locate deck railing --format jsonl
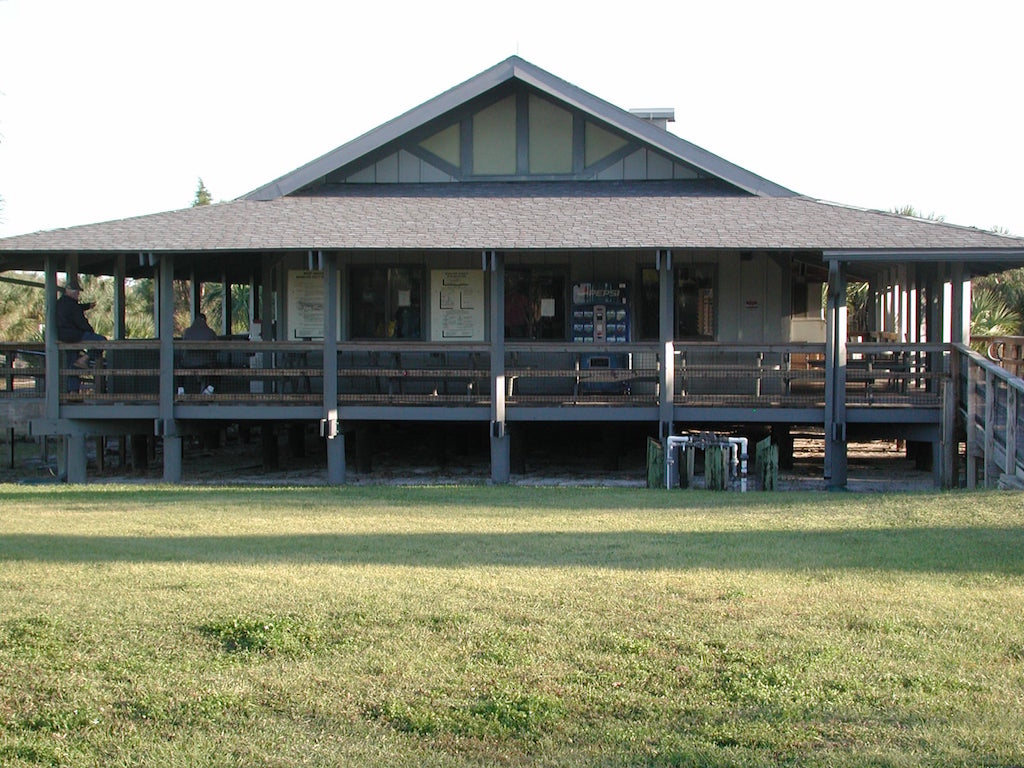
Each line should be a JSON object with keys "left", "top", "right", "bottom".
{"left": 504, "top": 342, "right": 660, "bottom": 406}
{"left": 0, "top": 339, "right": 952, "bottom": 412}
{"left": 0, "top": 343, "right": 45, "bottom": 397}
{"left": 960, "top": 342, "right": 1024, "bottom": 489}
{"left": 973, "top": 335, "right": 1024, "bottom": 378}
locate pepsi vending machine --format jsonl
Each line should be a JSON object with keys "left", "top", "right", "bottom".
{"left": 571, "top": 282, "right": 630, "bottom": 343}
{"left": 571, "top": 282, "right": 630, "bottom": 393}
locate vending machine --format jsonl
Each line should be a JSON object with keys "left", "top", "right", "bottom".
{"left": 571, "top": 282, "right": 630, "bottom": 343}
{"left": 571, "top": 282, "right": 630, "bottom": 394}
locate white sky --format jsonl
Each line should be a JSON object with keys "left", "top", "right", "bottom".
{"left": 1, "top": 0, "right": 1021, "bottom": 238}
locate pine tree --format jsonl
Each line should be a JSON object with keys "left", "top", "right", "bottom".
{"left": 192, "top": 178, "right": 213, "bottom": 207}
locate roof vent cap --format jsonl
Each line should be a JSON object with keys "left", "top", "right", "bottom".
{"left": 629, "top": 108, "right": 675, "bottom": 130}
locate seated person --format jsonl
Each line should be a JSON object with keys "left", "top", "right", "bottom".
{"left": 56, "top": 280, "right": 106, "bottom": 391}
{"left": 182, "top": 312, "right": 218, "bottom": 393}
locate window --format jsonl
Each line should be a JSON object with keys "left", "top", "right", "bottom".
{"left": 638, "top": 268, "right": 660, "bottom": 340}
{"left": 676, "top": 265, "right": 715, "bottom": 339}
{"left": 350, "top": 267, "right": 422, "bottom": 339}
{"left": 505, "top": 269, "right": 566, "bottom": 340}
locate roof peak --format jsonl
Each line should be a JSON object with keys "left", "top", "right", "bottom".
{"left": 242, "top": 56, "right": 797, "bottom": 201}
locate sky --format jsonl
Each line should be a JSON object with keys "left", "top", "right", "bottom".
{"left": 1, "top": 0, "right": 1022, "bottom": 238}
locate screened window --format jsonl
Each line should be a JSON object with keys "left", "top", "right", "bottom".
{"left": 350, "top": 267, "right": 422, "bottom": 339}
{"left": 636, "top": 268, "right": 660, "bottom": 340}
{"left": 505, "top": 269, "right": 566, "bottom": 340}
{"left": 676, "top": 265, "right": 716, "bottom": 339}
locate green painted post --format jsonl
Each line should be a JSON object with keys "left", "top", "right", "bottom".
{"left": 755, "top": 437, "right": 778, "bottom": 491}
{"left": 706, "top": 445, "right": 728, "bottom": 490}
{"left": 646, "top": 438, "right": 664, "bottom": 488}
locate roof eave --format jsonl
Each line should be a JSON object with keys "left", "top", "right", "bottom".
{"left": 824, "top": 248, "right": 1024, "bottom": 262}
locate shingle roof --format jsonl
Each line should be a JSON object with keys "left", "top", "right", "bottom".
{"left": 2, "top": 182, "right": 1021, "bottom": 261}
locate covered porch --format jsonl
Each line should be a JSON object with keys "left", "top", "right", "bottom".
{"left": 0, "top": 245, "right": 976, "bottom": 488}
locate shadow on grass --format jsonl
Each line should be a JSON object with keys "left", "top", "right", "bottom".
{"left": 2, "top": 528, "right": 1022, "bottom": 573}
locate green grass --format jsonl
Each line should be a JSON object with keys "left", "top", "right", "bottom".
{"left": 1, "top": 484, "right": 1023, "bottom": 767}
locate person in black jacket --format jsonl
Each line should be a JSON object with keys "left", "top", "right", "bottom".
{"left": 56, "top": 280, "right": 106, "bottom": 385}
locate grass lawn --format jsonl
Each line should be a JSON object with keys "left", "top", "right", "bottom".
{"left": 1, "top": 484, "right": 1023, "bottom": 767}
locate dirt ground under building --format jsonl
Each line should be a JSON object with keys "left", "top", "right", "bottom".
{"left": 0, "top": 421, "right": 936, "bottom": 492}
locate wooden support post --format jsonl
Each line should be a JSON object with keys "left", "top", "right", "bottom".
{"left": 824, "top": 260, "right": 848, "bottom": 488}
{"left": 131, "top": 434, "right": 149, "bottom": 473}
{"left": 322, "top": 250, "right": 344, "bottom": 485}
{"left": 162, "top": 435, "right": 182, "bottom": 483}
{"left": 966, "top": 363, "right": 979, "bottom": 489}
{"left": 288, "top": 424, "right": 306, "bottom": 458}
{"left": 755, "top": 436, "right": 778, "bottom": 491}
{"left": 645, "top": 438, "right": 663, "bottom": 488}
{"left": 941, "top": 374, "right": 956, "bottom": 488}
{"left": 773, "top": 424, "right": 794, "bottom": 470}
{"left": 509, "top": 423, "right": 526, "bottom": 475}
{"left": 658, "top": 249, "right": 675, "bottom": 445}
{"left": 705, "top": 445, "right": 728, "bottom": 490}
{"left": 488, "top": 250, "right": 510, "bottom": 483}
{"left": 113, "top": 254, "right": 127, "bottom": 341}
{"left": 44, "top": 257, "right": 59, "bottom": 420}
{"left": 677, "top": 445, "right": 692, "bottom": 489}
{"left": 157, "top": 253, "right": 179, "bottom": 482}
{"left": 355, "top": 425, "right": 372, "bottom": 474}
{"left": 984, "top": 370, "right": 996, "bottom": 488}
{"left": 1006, "top": 386, "right": 1018, "bottom": 480}
{"left": 261, "top": 424, "right": 279, "bottom": 471}
{"left": 66, "top": 433, "right": 87, "bottom": 484}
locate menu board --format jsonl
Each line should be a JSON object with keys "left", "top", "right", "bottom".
{"left": 430, "top": 269, "right": 484, "bottom": 341}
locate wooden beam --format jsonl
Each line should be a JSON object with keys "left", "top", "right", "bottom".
{"left": 157, "top": 254, "right": 181, "bottom": 482}
{"left": 323, "top": 251, "right": 344, "bottom": 485}
{"left": 984, "top": 369, "right": 996, "bottom": 488}
{"left": 966, "top": 361, "right": 979, "bottom": 489}
{"left": 489, "top": 251, "right": 510, "bottom": 483}
{"left": 1007, "top": 386, "right": 1018, "bottom": 480}
{"left": 824, "top": 260, "right": 847, "bottom": 488}
{"left": 659, "top": 249, "right": 675, "bottom": 451}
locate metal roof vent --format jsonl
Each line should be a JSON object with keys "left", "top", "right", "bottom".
{"left": 629, "top": 108, "right": 675, "bottom": 130}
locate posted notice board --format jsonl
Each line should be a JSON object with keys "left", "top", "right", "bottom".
{"left": 286, "top": 270, "right": 341, "bottom": 339}
{"left": 430, "top": 269, "right": 484, "bottom": 341}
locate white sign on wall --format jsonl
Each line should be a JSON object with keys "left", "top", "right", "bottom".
{"left": 430, "top": 269, "right": 484, "bottom": 341}
{"left": 286, "top": 270, "right": 342, "bottom": 340}
{"left": 287, "top": 270, "right": 324, "bottom": 339}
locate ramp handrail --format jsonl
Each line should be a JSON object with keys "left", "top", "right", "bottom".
{"left": 957, "top": 342, "right": 1024, "bottom": 489}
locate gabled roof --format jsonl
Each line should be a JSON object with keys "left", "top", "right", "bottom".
{"left": 243, "top": 56, "right": 798, "bottom": 201}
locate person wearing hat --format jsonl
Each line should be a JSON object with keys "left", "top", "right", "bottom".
{"left": 56, "top": 279, "right": 106, "bottom": 378}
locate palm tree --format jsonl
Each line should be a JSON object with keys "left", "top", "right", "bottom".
{"left": 971, "top": 287, "right": 1022, "bottom": 338}
{"left": 0, "top": 273, "right": 46, "bottom": 341}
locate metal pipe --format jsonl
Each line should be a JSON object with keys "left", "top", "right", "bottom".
{"left": 664, "top": 433, "right": 748, "bottom": 491}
